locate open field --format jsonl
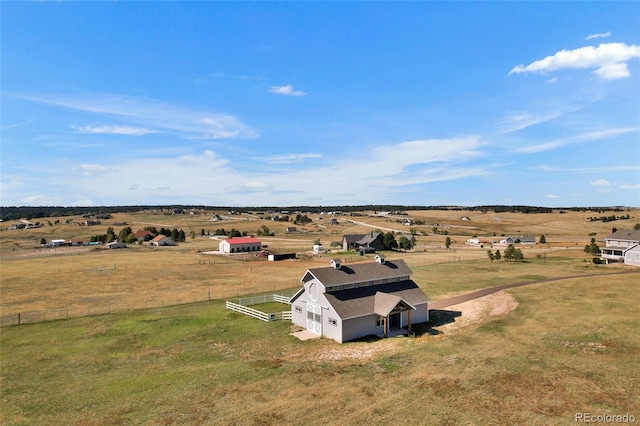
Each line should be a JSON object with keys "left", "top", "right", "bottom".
{"left": 2, "top": 208, "right": 637, "bottom": 320}
{"left": 1, "top": 208, "right": 639, "bottom": 424}
{"left": 1, "top": 271, "right": 638, "bottom": 425}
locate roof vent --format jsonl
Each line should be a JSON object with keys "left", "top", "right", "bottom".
{"left": 375, "top": 254, "right": 386, "bottom": 264}
{"left": 330, "top": 259, "right": 342, "bottom": 269}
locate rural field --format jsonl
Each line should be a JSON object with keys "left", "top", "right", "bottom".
{"left": 1, "top": 208, "right": 639, "bottom": 424}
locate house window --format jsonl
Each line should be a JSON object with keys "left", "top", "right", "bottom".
{"left": 328, "top": 318, "right": 337, "bottom": 326}
{"left": 344, "top": 283, "right": 354, "bottom": 289}
{"left": 376, "top": 315, "right": 384, "bottom": 328}
{"left": 295, "top": 306, "right": 302, "bottom": 314}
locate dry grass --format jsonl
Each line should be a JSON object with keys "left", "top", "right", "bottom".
{"left": 1, "top": 208, "right": 637, "bottom": 321}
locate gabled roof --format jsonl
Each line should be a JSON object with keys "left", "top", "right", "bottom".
{"left": 151, "top": 235, "right": 170, "bottom": 242}
{"left": 223, "top": 237, "right": 261, "bottom": 245}
{"left": 302, "top": 259, "right": 412, "bottom": 287}
{"left": 324, "top": 280, "right": 429, "bottom": 320}
{"left": 343, "top": 233, "right": 381, "bottom": 245}
{"left": 133, "top": 229, "right": 156, "bottom": 238}
{"left": 606, "top": 229, "right": 640, "bottom": 243}
{"left": 373, "top": 292, "right": 416, "bottom": 317}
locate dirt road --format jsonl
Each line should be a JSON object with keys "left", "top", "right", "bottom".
{"left": 429, "top": 269, "right": 639, "bottom": 310}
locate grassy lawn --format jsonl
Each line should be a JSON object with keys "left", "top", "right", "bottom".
{"left": 2, "top": 270, "right": 639, "bottom": 425}
{"left": 2, "top": 208, "right": 639, "bottom": 424}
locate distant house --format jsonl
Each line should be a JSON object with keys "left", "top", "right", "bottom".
{"left": 50, "top": 239, "right": 66, "bottom": 247}
{"left": 133, "top": 229, "right": 156, "bottom": 242}
{"left": 624, "top": 244, "right": 640, "bottom": 267}
{"left": 69, "top": 238, "right": 90, "bottom": 246}
{"left": 518, "top": 236, "right": 536, "bottom": 244}
{"left": 286, "top": 227, "right": 297, "bottom": 233}
{"left": 404, "top": 218, "right": 414, "bottom": 226}
{"left": 342, "top": 233, "right": 385, "bottom": 252}
{"left": 219, "top": 237, "right": 262, "bottom": 254}
{"left": 290, "top": 255, "right": 430, "bottom": 343}
{"left": 151, "top": 235, "right": 175, "bottom": 246}
{"left": 329, "top": 218, "right": 339, "bottom": 225}
{"left": 498, "top": 237, "right": 515, "bottom": 245}
{"left": 460, "top": 216, "right": 471, "bottom": 221}
{"left": 466, "top": 238, "right": 480, "bottom": 245}
{"left": 601, "top": 228, "right": 640, "bottom": 264}
{"left": 106, "top": 241, "right": 127, "bottom": 249}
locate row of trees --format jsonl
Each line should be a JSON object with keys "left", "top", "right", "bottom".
{"left": 487, "top": 245, "right": 524, "bottom": 262}
{"left": 89, "top": 226, "right": 188, "bottom": 244}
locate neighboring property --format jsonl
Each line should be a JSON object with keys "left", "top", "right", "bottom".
{"left": 286, "top": 227, "right": 297, "bottom": 233}
{"left": 219, "top": 237, "right": 262, "bottom": 254}
{"left": 106, "top": 241, "right": 127, "bottom": 249}
{"left": 624, "top": 244, "right": 640, "bottom": 267}
{"left": 518, "top": 236, "right": 536, "bottom": 244}
{"left": 342, "top": 233, "right": 385, "bottom": 252}
{"left": 69, "top": 238, "right": 90, "bottom": 246}
{"left": 290, "top": 255, "right": 430, "bottom": 343}
{"left": 497, "top": 237, "right": 516, "bottom": 245}
{"left": 150, "top": 235, "right": 176, "bottom": 246}
{"left": 601, "top": 228, "right": 640, "bottom": 264}
{"left": 133, "top": 229, "right": 156, "bottom": 242}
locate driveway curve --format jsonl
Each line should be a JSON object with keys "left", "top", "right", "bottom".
{"left": 428, "top": 269, "right": 639, "bottom": 310}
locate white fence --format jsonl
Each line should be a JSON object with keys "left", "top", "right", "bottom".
{"left": 225, "top": 293, "right": 293, "bottom": 322}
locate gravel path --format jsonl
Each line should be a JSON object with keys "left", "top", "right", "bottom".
{"left": 429, "top": 269, "right": 639, "bottom": 310}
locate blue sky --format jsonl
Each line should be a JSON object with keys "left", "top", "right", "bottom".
{"left": 2, "top": 2, "right": 639, "bottom": 207}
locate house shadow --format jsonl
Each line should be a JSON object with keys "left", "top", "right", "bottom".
{"left": 407, "top": 309, "right": 463, "bottom": 337}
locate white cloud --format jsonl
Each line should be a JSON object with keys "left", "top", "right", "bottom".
{"left": 619, "top": 183, "right": 640, "bottom": 190}
{"left": 586, "top": 32, "right": 611, "bottom": 41}
{"left": 76, "top": 163, "right": 110, "bottom": 175}
{"left": 546, "top": 194, "right": 560, "bottom": 199}
{"left": 509, "top": 42, "right": 640, "bottom": 80}
{"left": 516, "top": 127, "right": 638, "bottom": 154}
{"left": 266, "top": 153, "right": 322, "bottom": 164}
{"left": 268, "top": 85, "right": 306, "bottom": 96}
{"left": 498, "top": 111, "right": 562, "bottom": 133}
{"left": 590, "top": 179, "right": 610, "bottom": 187}
{"left": 72, "top": 124, "right": 157, "bottom": 135}
{"left": 71, "top": 198, "right": 94, "bottom": 207}
{"left": 23, "top": 93, "right": 258, "bottom": 140}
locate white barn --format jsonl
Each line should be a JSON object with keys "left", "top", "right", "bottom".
{"left": 219, "top": 237, "right": 262, "bottom": 254}
{"left": 290, "top": 255, "right": 430, "bottom": 343}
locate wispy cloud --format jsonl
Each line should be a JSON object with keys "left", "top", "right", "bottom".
{"left": 590, "top": 179, "right": 610, "bottom": 187}
{"left": 546, "top": 194, "right": 560, "bottom": 199}
{"left": 265, "top": 153, "right": 322, "bottom": 164}
{"left": 515, "top": 127, "right": 638, "bottom": 154}
{"left": 268, "top": 85, "right": 306, "bottom": 96}
{"left": 619, "top": 184, "right": 640, "bottom": 190}
{"left": 72, "top": 124, "right": 157, "bottom": 135}
{"left": 586, "top": 32, "right": 611, "bottom": 41}
{"left": 22, "top": 93, "right": 258, "bottom": 140}
{"left": 509, "top": 42, "right": 640, "bottom": 80}
{"left": 535, "top": 165, "right": 640, "bottom": 173}
{"left": 74, "top": 163, "right": 111, "bottom": 176}
{"left": 498, "top": 111, "right": 562, "bottom": 133}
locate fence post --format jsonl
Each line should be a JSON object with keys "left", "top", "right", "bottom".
{"left": 208, "top": 291, "right": 211, "bottom": 301}
{"left": 18, "top": 313, "right": 20, "bottom": 325}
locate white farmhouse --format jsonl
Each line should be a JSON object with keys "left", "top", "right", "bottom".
{"left": 290, "top": 255, "right": 430, "bottom": 343}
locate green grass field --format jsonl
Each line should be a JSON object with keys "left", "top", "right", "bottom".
{"left": 2, "top": 266, "right": 639, "bottom": 425}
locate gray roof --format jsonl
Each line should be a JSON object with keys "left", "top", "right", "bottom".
{"left": 606, "top": 229, "right": 640, "bottom": 243}
{"left": 302, "top": 259, "right": 413, "bottom": 286}
{"left": 324, "top": 280, "right": 429, "bottom": 320}
{"left": 343, "top": 233, "right": 381, "bottom": 245}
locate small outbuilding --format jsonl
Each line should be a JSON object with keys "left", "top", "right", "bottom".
{"left": 219, "top": 237, "right": 262, "bottom": 254}
{"left": 151, "top": 235, "right": 176, "bottom": 246}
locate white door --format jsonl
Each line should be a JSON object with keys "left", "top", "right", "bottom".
{"left": 306, "top": 304, "right": 322, "bottom": 335}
